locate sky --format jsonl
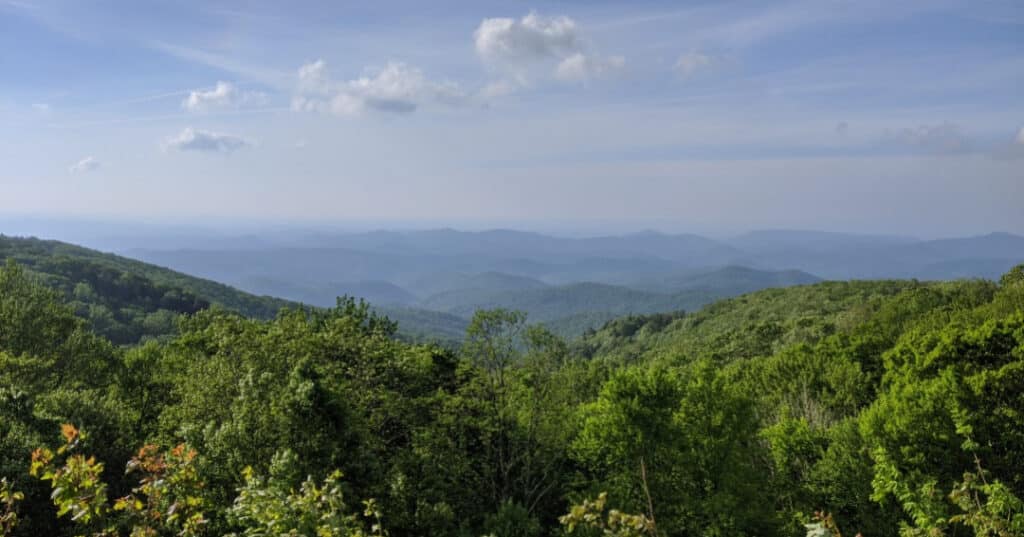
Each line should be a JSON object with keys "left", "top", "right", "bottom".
{"left": 1, "top": 0, "right": 1023, "bottom": 237}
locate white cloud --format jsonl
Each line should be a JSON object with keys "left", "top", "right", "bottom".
{"left": 182, "top": 81, "right": 267, "bottom": 112}
{"left": 68, "top": 156, "right": 100, "bottom": 173}
{"left": 474, "top": 12, "right": 624, "bottom": 86}
{"left": 182, "top": 81, "right": 233, "bottom": 111}
{"left": 292, "top": 60, "right": 465, "bottom": 117}
{"left": 555, "top": 53, "right": 625, "bottom": 82}
{"left": 31, "top": 103, "right": 50, "bottom": 112}
{"left": 164, "top": 127, "right": 251, "bottom": 154}
{"left": 475, "top": 12, "right": 581, "bottom": 66}
{"left": 297, "top": 60, "right": 330, "bottom": 94}
{"left": 674, "top": 51, "right": 716, "bottom": 78}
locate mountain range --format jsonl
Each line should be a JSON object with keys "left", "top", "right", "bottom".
{"left": 116, "top": 228, "right": 1023, "bottom": 337}
{"left": 5, "top": 227, "right": 1022, "bottom": 341}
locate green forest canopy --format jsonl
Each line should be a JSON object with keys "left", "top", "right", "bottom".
{"left": 1, "top": 255, "right": 1023, "bottom": 536}
{"left": 0, "top": 236, "right": 469, "bottom": 346}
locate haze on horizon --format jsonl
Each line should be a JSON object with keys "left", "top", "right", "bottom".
{"left": 2, "top": 0, "right": 1023, "bottom": 237}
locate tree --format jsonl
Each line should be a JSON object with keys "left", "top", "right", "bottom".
{"left": 573, "top": 366, "right": 682, "bottom": 532}
{"left": 861, "top": 313, "right": 1024, "bottom": 535}
{"left": 560, "top": 493, "right": 654, "bottom": 537}
{"left": 574, "top": 361, "right": 772, "bottom": 536}
{"left": 459, "top": 310, "right": 572, "bottom": 515}
{"left": 227, "top": 454, "right": 385, "bottom": 537}
{"left": 999, "top": 264, "right": 1024, "bottom": 289}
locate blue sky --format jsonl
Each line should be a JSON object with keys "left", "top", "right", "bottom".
{"left": 1, "top": 0, "right": 1022, "bottom": 236}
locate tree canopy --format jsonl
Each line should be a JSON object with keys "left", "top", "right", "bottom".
{"left": 1, "top": 258, "right": 1022, "bottom": 536}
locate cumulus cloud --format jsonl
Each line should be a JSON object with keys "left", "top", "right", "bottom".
{"left": 884, "top": 123, "right": 972, "bottom": 155}
{"left": 475, "top": 12, "right": 581, "bottom": 66}
{"left": 555, "top": 53, "right": 626, "bottom": 82}
{"left": 297, "top": 60, "right": 330, "bottom": 94}
{"left": 164, "top": 127, "right": 251, "bottom": 154}
{"left": 674, "top": 51, "right": 716, "bottom": 78}
{"left": 182, "top": 81, "right": 267, "bottom": 112}
{"left": 68, "top": 156, "right": 100, "bottom": 173}
{"left": 474, "top": 12, "right": 624, "bottom": 86}
{"left": 292, "top": 60, "right": 465, "bottom": 117}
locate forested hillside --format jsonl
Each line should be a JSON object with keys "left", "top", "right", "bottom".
{"left": 121, "top": 228, "right": 1023, "bottom": 337}
{"left": 0, "top": 236, "right": 293, "bottom": 318}
{"left": 1, "top": 235, "right": 829, "bottom": 342}
{"left": 0, "top": 236, "right": 467, "bottom": 345}
{"left": 0, "top": 236, "right": 293, "bottom": 344}
{"left": 1, "top": 255, "right": 1021, "bottom": 536}
{"left": 6, "top": 0, "right": 1021, "bottom": 535}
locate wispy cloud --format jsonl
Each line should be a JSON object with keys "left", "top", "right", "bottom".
{"left": 152, "top": 41, "right": 292, "bottom": 88}
{"left": 0, "top": 0, "right": 105, "bottom": 43}
{"left": 883, "top": 123, "right": 973, "bottom": 155}
{"left": 292, "top": 60, "right": 466, "bottom": 117}
{"left": 163, "top": 127, "right": 251, "bottom": 154}
{"left": 62, "top": 90, "right": 192, "bottom": 112}
{"left": 674, "top": 51, "right": 717, "bottom": 78}
{"left": 686, "top": 1, "right": 961, "bottom": 49}
{"left": 555, "top": 53, "right": 625, "bottom": 82}
{"left": 46, "top": 106, "right": 288, "bottom": 129}
{"left": 68, "top": 156, "right": 100, "bottom": 173}
{"left": 0, "top": 1, "right": 39, "bottom": 9}
{"left": 182, "top": 81, "right": 268, "bottom": 112}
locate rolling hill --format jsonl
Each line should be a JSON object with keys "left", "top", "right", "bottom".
{"left": 123, "top": 229, "right": 1024, "bottom": 295}
{"left": 0, "top": 235, "right": 462, "bottom": 344}
{"left": 9, "top": 226, "right": 1020, "bottom": 344}
{"left": 0, "top": 235, "right": 292, "bottom": 316}
{"left": 238, "top": 276, "right": 419, "bottom": 308}
{"left": 572, "top": 278, "right": 933, "bottom": 365}
{"left": 736, "top": 231, "right": 1024, "bottom": 280}
{"left": 628, "top": 265, "right": 821, "bottom": 294}
{"left": 416, "top": 266, "right": 824, "bottom": 337}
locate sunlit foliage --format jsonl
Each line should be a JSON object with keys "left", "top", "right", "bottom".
{"left": 1, "top": 259, "right": 1022, "bottom": 536}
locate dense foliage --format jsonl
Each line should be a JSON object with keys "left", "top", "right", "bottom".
{"left": 0, "top": 236, "right": 292, "bottom": 344}
{"left": 1, "top": 255, "right": 1022, "bottom": 536}
{"left": 0, "top": 236, "right": 460, "bottom": 346}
